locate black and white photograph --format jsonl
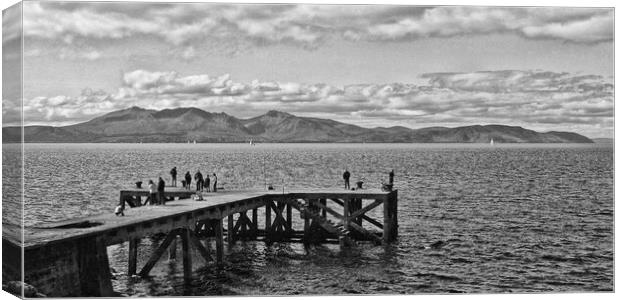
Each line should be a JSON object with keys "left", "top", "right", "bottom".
{"left": 1, "top": 0, "right": 615, "bottom": 298}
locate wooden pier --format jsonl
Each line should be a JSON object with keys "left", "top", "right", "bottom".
{"left": 2, "top": 187, "right": 398, "bottom": 297}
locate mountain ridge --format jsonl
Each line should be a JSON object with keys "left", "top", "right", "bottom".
{"left": 2, "top": 106, "right": 593, "bottom": 143}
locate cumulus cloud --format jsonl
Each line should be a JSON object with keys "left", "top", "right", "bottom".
{"left": 5, "top": 69, "right": 612, "bottom": 137}
{"left": 21, "top": 3, "right": 613, "bottom": 50}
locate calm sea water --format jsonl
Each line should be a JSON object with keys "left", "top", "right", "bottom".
{"left": 2, "top": 143, "right": 614, "bottom": 295}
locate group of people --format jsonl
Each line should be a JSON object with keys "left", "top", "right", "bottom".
{"left": 342, "top": 169, "right": 395, "bottom": 191}
{"left": 114, "top": 166, "right": 395, "bottom": 217}
{"left": 170, "top": 167, "right": 218, "bottom": 193}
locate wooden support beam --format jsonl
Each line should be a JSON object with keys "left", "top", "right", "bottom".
{"left": 169, "top": 237, "right": 177, "bottom": 260}
{"left": 214, "top": 219, "right": 224, "bottom": 265}
{"left": 233, "top": 213, "right": 244, "bottom": 233}
{"left": 390, "top": 191, "right": 398, "bottom": 240}
{"left": 348, "top": 222, "right": 383, "bottom": 245}
{"left": 188, "top": 230, "right": 213, "bottom": 262}
{"left": 286, "top": 202, "right": 292, "bottom": 232}
{"left": 383, "top": 197, "right": 392, "bottom": 243}
{"left": 180, "top": 228, "right": 192, "bottom": 281}
{"left": 361, "top": 215, "right": 383, "bottom": 229}
{"left": 252, "top": 208, "right": 258, "bottom": 237}
{"left": 355, "top": 198, "right": 363, "bottom": 226}
{"left": 331, "top": 198, "right": 382, "bottom": 229}
{"left": 313, "top": 201, "right": 344, "bottom": 219}
{"left": 227, "top": 214, "right": 235, "bottom": 247}
{"left": 76, "top": 236, "right": 114, "bottom": 296}
{"left": 303, "top": 207, "right": 310, "bottom": 243}
{"left": 349, "top": 199, "right": 383, "bottom": 220}
{"left": 139, "top": 229, "right": 181, "bottom": 277}
{"left": 330, "top": 198, "right": 344, "bottom": 207}
{"left": 269, "top": 201, "right": 288, "bottom": 233}
{"left": 241, "top": 212, "right": 249, "bottom": 233}
{"left": 320, "top": 198, "right": 327, "bottom": 218}
{"left": 128, "top": 238, "right": 139, "bottom": 275}
{"left": 265, "top": 200, "right": 272, "bottom": 235}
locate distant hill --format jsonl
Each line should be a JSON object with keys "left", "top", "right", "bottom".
{"left": 2, "top": 106, "right": 593, "bottom": 143}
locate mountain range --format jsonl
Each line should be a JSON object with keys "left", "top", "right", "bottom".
{"left": 2, "top": 106, "right": 593, "bottom": 143}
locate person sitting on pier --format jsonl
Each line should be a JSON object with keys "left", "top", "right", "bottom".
{"left": 389, "top": 169, "right": 395, "bottom": 185}
{"left": 343, "top": 169, "right": 351, "bottom": 190}
{"left": 194, "top": 170, "right": 204, "bottom": 191}
{"left": 114, "top": 204, "right": 124, "bottom": 216}
{"left": 170, "top": 167, "right": 177, "bottom": 187}
{"left": 158, "top": 177, "right": 166, "bottom": 205}
{"left": 212, "top": 173, "right": 218, "bottom": 192}
{"left": 184, "top": 171, "right": 192, "bottom": 191}
{"left": 204, "top": 175, "right": 211, "bottom": 192}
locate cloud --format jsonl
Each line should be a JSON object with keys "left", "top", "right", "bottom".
{"left": 421, "top": 70, "right": 614, "bottom": 93}
{"left": 365, "top": 7, "right": 613, "bottom": 43}
{"left": 5, "top": 69, "right": 612, "bottom": 137}
{"left": 21, "top": 3, "right": 613, "bottom": 51}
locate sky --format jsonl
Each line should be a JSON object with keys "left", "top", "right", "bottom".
{"left": 1, "top": 1, "right": 614, "bottom": 138}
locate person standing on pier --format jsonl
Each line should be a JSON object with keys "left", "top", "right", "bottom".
{"left": 158, "top": 177, "right": 166, "bottom": 205}
{"left": 170, "top": 167, "right": 177, "bottom": 187}
{"left": 147, "top": 180, "right": 157, "bottom": 205}
{"left": 389, "top": 169, "right": 395, "bottom": 185}
{"left": 204, "top": 174, "right": 211, "bottom": 192}
{"left": 184, "top": 171, "right": 192, "bottom": 191}
{"left": 343, "top": 169, "right": 351, "bottom": 190}
{"left": 212, "top": 173, "right": 218, "bottom": 192}
{"left": 195, "top": 170, "right": 204, "bottom": 191}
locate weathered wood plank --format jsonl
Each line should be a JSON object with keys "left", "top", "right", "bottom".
{"left": 180, "top": 228, "right": 192, "bottom": 280}
{"left": 227, "top": 215, "right": 235, "bottom": 246}
{"left": 349, "top": 199, "right": 383, "bottom": 220}
{"left": 348, "top": 222, "right": 383, "bottom": 245}
{"left": 169, "top": 237, "right": 177, "bottom": 260}
{"left": 313, "top": 201, "right": 344, "bottom": 219}
{"left": 330, "top": 198, "right": 383, "bottom": 229}
{"left": 252, "top": 208, "right": 258, "bottom": 236}
{"left": 214, "top": 219, "right": 224, "bottom": 265}
{"left": 128, "top": 238, "right": 139, "bottom": 275}
{"left": 265, "top": 200, "right": 272, "bottom": 234}
{"left": 286, "top": 202, "right": 292, "bottom": 232}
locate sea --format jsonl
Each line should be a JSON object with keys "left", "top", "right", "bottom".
{"left": 1, "top": 143, "right": 614, "bottom": 295}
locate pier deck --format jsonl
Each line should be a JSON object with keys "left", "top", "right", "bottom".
{"left": 3, "top": 187, "right": 398, "bottom": 297}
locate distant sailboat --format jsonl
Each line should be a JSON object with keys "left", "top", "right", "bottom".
{"left": 193, "top": 140, "right": 196, "bottom": 144}
{"left": 490, "top": 138, "right": 495, "bottom": 145}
